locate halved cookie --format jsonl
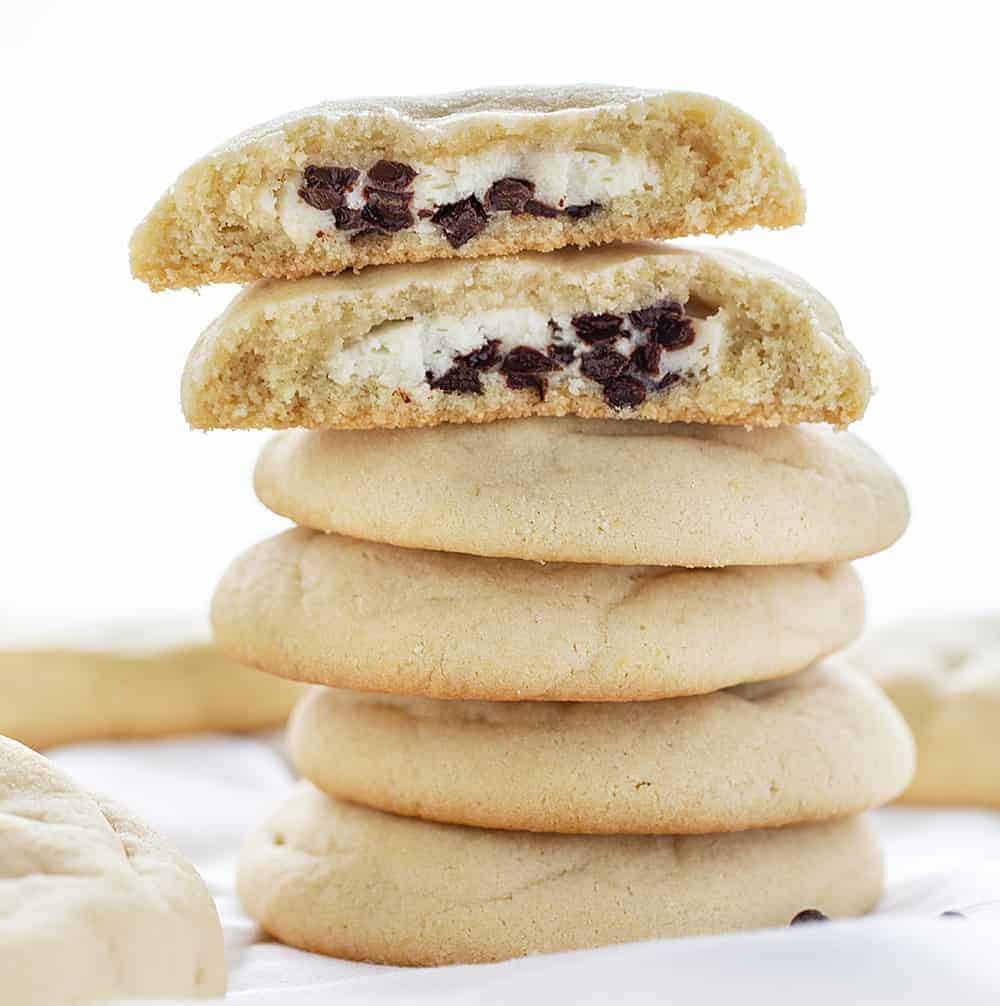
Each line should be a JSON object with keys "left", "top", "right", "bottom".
{"left": 238, "top": 787, "right": 882, "bottom": 965}
{"left": 288, "top": 664, "right": 914, "bottom": 834}
{"left": 131, "top": 86, "right": 804, "bottom": 290}
{"left": 254, "top": 420, "right": 909, "bottom": 567}
{"left": 182, "top": 244, "right": 868, "bottom": 430}
{"left": 212, "top": 528, "right": 865, "bottom": 701}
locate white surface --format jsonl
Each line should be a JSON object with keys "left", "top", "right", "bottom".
{"left": 46, "top": 732, "right": 1000, "bottom": 1005}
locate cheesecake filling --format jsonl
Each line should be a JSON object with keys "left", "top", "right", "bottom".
{"left": 325, "top": 299, "right": 729, "bottom": 411}
{"left": 276, "top": 148, "right": 657, "bottom": 250}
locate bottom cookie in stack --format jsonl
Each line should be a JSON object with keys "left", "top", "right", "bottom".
{"left": 238, "top": 789, "right": 882, "bottom": 966}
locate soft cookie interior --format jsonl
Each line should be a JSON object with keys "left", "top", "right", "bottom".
{"left": 183, "top": 243, "right": 870, "bottom": 430}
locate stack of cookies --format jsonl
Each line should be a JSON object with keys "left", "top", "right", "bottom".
{"left": 132, "top": 85, "right": 916, "bottom": 965}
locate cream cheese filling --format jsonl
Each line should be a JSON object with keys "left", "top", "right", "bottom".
{"left": 275, "top": 147, "right": 658, "bottom": 248}
{"left": 324, "top": 305, "right": 729, "bottom": 401}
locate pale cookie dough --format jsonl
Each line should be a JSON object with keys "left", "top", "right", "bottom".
{"left": 0, "top": 736, "right": 225, "bottom": 1004}
{"left": 131, "top": 86, "right": 804, "bottom": 290}
{"left": 289, "top": 664, "right": 914, "bottom": 834}
{"left": 213, "top": 527, "right": 865, "bottom": 700}
{"left": 0, "top": 615, "right": 304, "bottom": 749}
{"left": 238, "top": 785, "right": 882, "bottom": 965}
{"left": 845, "top": 614, "right": 1000, "bottom": 806}
{"left": 255, "top": 419, "right": 909, "bottom": 567}
{"left": 182, "top": 243, "right": 868, "bottom": 431}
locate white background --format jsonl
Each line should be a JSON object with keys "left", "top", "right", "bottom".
{"left": 1, "top": 1, "right": 997, "bottom": 629}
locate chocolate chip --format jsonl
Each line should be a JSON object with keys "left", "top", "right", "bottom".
{"left": 940, "top": 910, "right": 966, "bottom": 919}
{"left": 547, "top": 319, "right": 561, "bottom": 334}
{"left": 631, "top": 341, "right": 663, "bottom": 375}
{"left": 571, "top": 313, "right": 623, "bottom": 344}
{"left": 483, "top": 178, "right": 535, "bottom": 214}
{"left": 547, "top": 343, "right": 576, "bottom": 365}
{"left": 655, "top": 316, "right": 696, "bottom": 350}
{"left": 602, "top": 376, "right": 646, "bottom": 410}
{"left": 580, "top": 345, "right": 629, "bottom": 383}
{"left": 789, "top": 909, "right": 829, "bottom": 926}
{"left": 432, "top": 196, "right": 489, "bottom": 248}
{"left": 657, "top": 371, "right": 682, "bottom": 391}
{"left": 298, "top": 165, "right": 360, "bottom": 211}
{"left": 427, "top": 365, "right": 483, "bottom": 395}
{"left": 500, "top": 346, "right": 560, "bottom": 375}
{"left": 417, "top": 208, "right": 434, "bottom": 219}
{"left": 365, "top": 160, "right": 417, "bottom": 192}
{"left": 523, "top": 199, "right": 559, "bottom": 218}
{"left": 456, "top": 340, "right": 501, "bottom": 370}
{"left": 362, "top": 191, "right": 414, "bottom": 233}
{"left": 565, "top": 202, "right": 600, "bottom": 219}
{"left": 333, "top": 206, "right": 364, "bottom": 231}
{"left": 628, "top": 299, "right": 684, "bottom": 332}
{"left": 504, "top": 373, "right": 547, "bottom": 399}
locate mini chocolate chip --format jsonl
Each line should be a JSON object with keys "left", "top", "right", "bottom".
{"left": 628, "top": 299, "right": 684, "bottom": 332}
{"left": 631, "top": 341, "right": 663, "bottom": 375}
{"left": 427, "top": 365, "right": 483, "bottom": 395}
{"left": 417, "top": 208, "right": 434, "bottom": 219}
{"left": 790, "top": 909, "right": 829, "bottom": 926}
{"left": 504, "top": 373, "right": 547, "bottom": 399}
{"left": 580, "top": 345, "right": 629, "bottom": 383}
{"left": 362, "top": 191, "right": 414, "bottom": 232}
{"left": 940, "top": 910, "right": 967, "bottom": 919}
{"left": 656, "top": 316, "right": 696, "bottom": 350}
{"left": 298, "top": 165, "right": 360, "bottom": 210}
{"left": 547, "top": 319, "right": 561, "bottom": 334}
{"left": 565, "top": 202, "right": 600, "bottom": 219}
{"left": 432, "top": 196, "right": 489, "bottom": 248}
{"left": 572, "top": 313, "right": 623, "bottom": 344}
{"left": 333, "top": 206, "right": 364, "bottom": 231}
{"left": 547, "top": 343, "right": 576, "bottom": 365}
{"left": 523, "top": 199, "right": 559, "bottom": 218}
{"left": 456, "top": 340, "right": 501, "bottom": 370}
{"left": 483, "top": 178, "right": 535, "bottom": 214}
{"left": 602, "top": 376, "right": 646, "bottom": 410}
{"left": 657, "top": 371, "right": 682, "bottom": 391}
{"left": 365, "top": 159, "right": 417, "bottom": 192}
{"left": 501, "top": 346, "right": 560, "bottom": 375}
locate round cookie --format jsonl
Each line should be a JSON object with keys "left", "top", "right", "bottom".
{"left": 238, "top": 785, "right": 883, "bottom": 965}
{"left": 0, "top": 615, "right": 304, "bottom": 749}
{"left": 254, "top": 419, "right": 909, "bottom": 566}
{"left": 213, "top": 528, "right": 865, "bottom": 700}
{"left": 289, "top": 663, "right": 914, "bottom": 834}
{"left": 0, "top": 736, "right": 225, "bottom": 1003}
{"left": 845, "top": 614, "right": 1000, "bottom": 807}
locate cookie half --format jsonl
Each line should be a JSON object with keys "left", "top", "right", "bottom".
{"left": 254, "top": 420, "right": 909, "bottom": 566}
{"left": 0, "top": 736, "right": 225, "bottom": 1003}
{"left": 289, "top": 664, "right": 914, "bottom": 834}
{"left": 239, "top": 786, "right": 881, "bottom": 965}
{"left": 213, "top": 528, "right": 864, "bottom": 701}
{"left": 182, "top": 244, "right": 868, "bottom": 430}
{"left": 0, "top": 615, "right": 304, "bottom": 749}
{"left": 845, "top": 614, "right": 1000, "bottom": 807}
{"left": 131, "top": 86, "right": 804, "bottom": 290}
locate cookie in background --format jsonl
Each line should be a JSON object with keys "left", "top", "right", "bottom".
{"left": 0, "top": 615, "right": 304, "bottom": 750}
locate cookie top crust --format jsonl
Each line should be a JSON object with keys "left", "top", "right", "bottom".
{"left": 253, "top": 419, "right": 909, "bottom": 567}
{"left": 131, "top": 86, "right": 805, "bottom": 289}
{"left": 0, "top": 736, "right": 226, "bottom": 1002}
